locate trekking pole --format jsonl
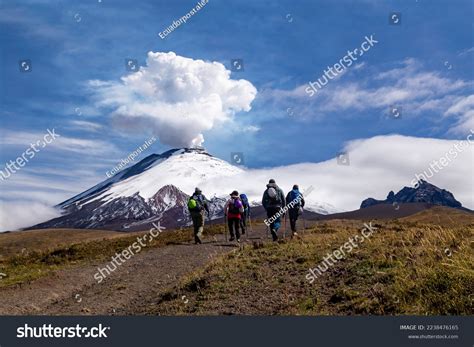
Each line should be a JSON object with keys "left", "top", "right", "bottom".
{"left": 302, "top": 208, "right": 306, "bottom": 235}
{"left": 224, "top": 215, "right": 228, "bottom": 242}
{"left": 246, "top": 211, "right": 250, "bottom": 240}
{"left": 208, "top": 213, "right": 215, "bottom": 242}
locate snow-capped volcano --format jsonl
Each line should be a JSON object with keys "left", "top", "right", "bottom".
{"left": 60, "top": 147, "right": 243, "bottom": 209}
{"left": 32, "top": 147, "right": 338, "bottom": 231}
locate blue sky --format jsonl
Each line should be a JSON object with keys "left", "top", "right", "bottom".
{"left": 0, "top": 0, "right": 473, "bottom": 211}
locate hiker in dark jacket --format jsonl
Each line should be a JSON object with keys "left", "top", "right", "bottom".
{"left": 286, "top": 184, "right": 305, "bottom": 237}
{"left": 188, "top": 187, "right": 210, "bottom": 244}
{"left": 239, "top": 193, "right": 250, "bottom": 234}
{"left": 262, "top": 179, "right": 286, "bottom": 241}
{"left": 224, "top": 191, "right": 244, "bottom": 242}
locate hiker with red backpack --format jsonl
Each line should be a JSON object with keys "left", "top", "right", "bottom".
{"left": 262, "top": 179, "right": 286, "bottom": 241}
{"left": 239, "top": 193, "right": 250, "bottom": 235}
{"left": 188, "top": 187, "right": 210, "bottom": 244}
{"left": 224, "top": 191, "right": 245, "bottom": 242}
{"left": 286, "top": 184, "right": 305, "bottom": 238}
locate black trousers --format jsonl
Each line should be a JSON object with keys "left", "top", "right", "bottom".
{"left": 228, "top": 218, "right": 240, "bottom": 239}
{"left": 289, "top": 208, "right": 299, "bottom": 232}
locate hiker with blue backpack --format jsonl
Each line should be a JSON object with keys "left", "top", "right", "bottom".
{"left": 262, "top": 179, "right": 286, "bottom": 241}
{"left": 188, "top": 187, "right": 210, "bottom": 244}
{"left": 239, "top": 193, "right": 250, "bottom": 235}
{"left": 286, "top": 184, "right": 305, "bottom": 238}
{"left": 224, "top": 191, "right": 245, "bottom": 242}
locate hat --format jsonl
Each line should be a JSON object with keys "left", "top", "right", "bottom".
{"left": 194, "top": 187, "right": 202, "bottom": 194}
{"left": 293, "top": 184, "right": 299, "bottom": 190}
{"left": 230, "top": 190, "right": 239, "bottom": 197}
{"left": 269, "top": 179, "right": 275, "bottom": 184}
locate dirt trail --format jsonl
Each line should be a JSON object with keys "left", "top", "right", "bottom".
{"left": 0, "top": 224, "right": 277, "bottom": 315}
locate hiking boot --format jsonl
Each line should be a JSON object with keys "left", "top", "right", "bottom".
{"left": 195, "top": 237, "right": 202, "bottom": 244}
{"left": 229, "top": 236, "right": 235, "bottom": 241}
{"left": 271, "top": 229, "right": 278, "bottom": 242}
{"left": 237, "top": 239, "right": 241, "bottom": 243}
{"left": 292, "top": 232, "right": 298, "bottom": 238}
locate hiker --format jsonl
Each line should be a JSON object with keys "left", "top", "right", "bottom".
{"left": 224, "top": 190, "right": 244, "bottom": 242}
{"left": 262, "top": 179, "right": 286, "bottom": 241}
{"left": 239, "top": 193, "right": 250, "bottom": 234}
{"left": 188, "top": 187, "right": 210, "bottom": 244}
{"left": 286, "top": 184, "right": 305, "bottom": 237}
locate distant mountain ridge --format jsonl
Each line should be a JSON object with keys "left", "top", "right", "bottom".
{"left": 360, "top": 180, "right": 464, "bottom": 210}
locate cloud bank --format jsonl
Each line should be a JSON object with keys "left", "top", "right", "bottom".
{"left": 0, "top": 200, "right": 61, "bottom": 232}
{"left": 197, "top": 134, "right": 474, "bottom": 212}
{"left": 89, "top": 51, "right": 257, "bottom": 147}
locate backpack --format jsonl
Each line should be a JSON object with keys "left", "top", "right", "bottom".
{"left": 240, "top": 194, "right": 249, "bottom": 209}
{"left": 228, "top": 198, "right": 242, "bottom": 214}
{"left": 188, "top": 195, "right": 203, "bottom": 212}
{"left": 267, "top": 187, "right": 281, "bottom": 205}
{"left": 289, "top": 190, "right": 301, "bottom": 208}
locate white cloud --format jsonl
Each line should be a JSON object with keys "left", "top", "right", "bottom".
{"left": 0, "top": 130, "right": 118, "bottom": 155}
{"left": 0, "top": 171, "right": 105, "bottom": 232}
{"left": 262, "top": 58, "right": 472, "bottom": 129}
{"left": 241, "top": 125, "right": 260, "bottom": 133}
{"left": 318, "top": 59, "right": 468, "bottom": 113}
{"left": 444, "top": 95, "right": 474, "bottom": 133}
{"left": 0, "top": 200, "right": 61, "bottom": 232}
{"left": 0, "top": 7, "right": 67, "bottom": 41}
{"left": 68, "top": 120, "right": 103, "bottom": 132}
{"left": 458, "top": 46, "right": 474, "bottom": 57}
{"left": 89, "top": 51, "right": 257, "bottom": 147}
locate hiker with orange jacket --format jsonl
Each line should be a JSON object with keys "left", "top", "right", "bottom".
{"left": 224, "top": 190, "right": 245, "bottom": 242}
